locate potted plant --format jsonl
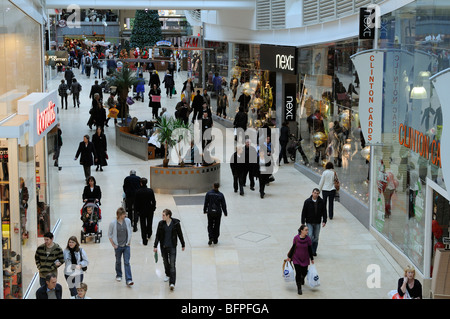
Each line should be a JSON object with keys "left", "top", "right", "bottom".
{"left": 107, "top": 67, "right": 139, "bottom": 123}
{"left": 155, "top": 117, "right": 192, "bottom": 167}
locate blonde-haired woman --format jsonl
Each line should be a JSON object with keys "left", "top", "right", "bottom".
{"left": 397, "top": 265, "right": 422, "bottom": 299}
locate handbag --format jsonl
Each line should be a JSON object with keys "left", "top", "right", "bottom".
{"left": 105, "top": 152, "right": 109, "bottom": 160}
{"left": 126, "top": 96, "right": 135, "bottom": 105}
{"left": 181, "top": 93, "right": 185, "bottom": 100}
{"left": 334, "top": 171, "right": 340, "bottom": 191}
{"left": 151, "top": 95, "right": 161, "bottom": 103}
{"left": 282, "top": 260, "right": 295, "bottom": 282}
{"left": 80, "top": 248, "right": 87, "bottom": 272}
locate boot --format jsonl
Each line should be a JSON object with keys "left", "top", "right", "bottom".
{"left": 297, "top": 285, "right": 302, "bottom": 295}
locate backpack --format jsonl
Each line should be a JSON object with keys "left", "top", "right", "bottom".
{"left": 85, "top": 57, "right": 91, "bottom": 66}
{"left": 92, "top": 59, "right": 99, "bottom": 68}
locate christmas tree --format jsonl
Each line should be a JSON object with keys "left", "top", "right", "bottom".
{"left": 130, "top": 10, "right": 162, "bottom": 49}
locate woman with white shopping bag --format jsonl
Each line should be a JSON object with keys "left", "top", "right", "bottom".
{"left": 286, "top": 224, "right": 314, "bottom": 295}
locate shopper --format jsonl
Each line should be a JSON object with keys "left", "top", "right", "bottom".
{"left": 74, "top": 134, "right": 98, "bottom": 181}
{"left": 162, "top": 70, "right": 174, "bottom": 99}
{"left": 181, "top": 78, "right": 194, "bottom": 107}
{"left": 108, "top": 207, "right": 134, "bottom": 286}
{"left": 92, "top": 126, "right": 108, "bottom": 172}
{"left": 84, "top": 54, "right": 92, "bottom": 78}
{"left": 89, "top": 80, "right": 103, "bottom": 103}
{"left": 300, "top": 188, "right": 327, "bottom": 256}
{"left": 92, "top": 95, "right": 107, "bottom": 130}
{"left": 279, "top": 121, "right": 290, "bottom": 165}
{"left": 153, "top": 209, "right": 185, "bottom": 291}
{"left": 34, "top": 232, "right": 65, "bottom": 287}
{"left": 149, "top": 70, "right": 160, "bottom": 88}
{"left": 202, "top": 88, "right": 211, "bottom": 108}
{"left": 63, "top": 236, "right": 89, "bottom": 297}
{"left": 35, "top": 273, "right": 63, "bottom": 299}
{"left": 203, "top": 183, "right": 228, "bottom": 245}
{"left": 191, "top": 90, "right": 205, "bottom": 123}
{"left": 136, "top": 73, "right": 146, "bottom": 102}
{"left": 149, "top": 84, "right": 162, "bottom": 119}
{"left": 82, "top": 176, "right": 102, "bottom": 204}
{"left": 135, "top": 177, "right": 157, "bottom": 245}
{"left": 58, "top": 79, "right": 69, "bottom": 110}
{"left": 257, "top": 148, "right": 273, "bottom": 199}
{"left": 318, "top": 162, "right": 337, "bottom": 220}
{"left": 233, "top": 106, "right": 248, "bottom": 143}
{"left": 243, "top": 138, "right": 258, "bottom": 193}
{"left": 230, "top": 145, "right": 246, "bottom": 195}
{"left": 71, "top": 78, "right": 82, "bottom": 108}
{"left": 216, "top": 88, "right": 228, "bottom": 118}
{"left": 123, "top": 170, "right": 141, "bottom": 231}
{"left": 286, "top": 224, "right": 314, "bottom": 295}
{"left": 397, "top": 265, "right": 422, "bottom": 299}
{"left": 71, "top": 282, "right": 92, "bottom": 299}
{"left": 53, "top": 123, "right": 62, "bottom": 170}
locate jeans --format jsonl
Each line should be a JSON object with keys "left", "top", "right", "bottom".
{"left": 161, "top": 247, "right": 177, "bottom": 285}
{"left": 322, "top": 189, "right": 336, "bottom": 219}
{"left": 307, "top": 223, "right": 321, "bottom": 255}
{"left": 60, "top": 95, "right": 68, "bottom": 109}
{"left": 114, "top": 245, "right": 132, "bottom": 282}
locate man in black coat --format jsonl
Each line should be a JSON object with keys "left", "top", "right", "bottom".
{"left": 191, "top": 90, "right": 204, "bottom": 123}
{"left": 123, "top": 170, "right": 141, "bottom": 231}
{"left": 134, "top": 177, "right": 156, "bottom": 245}
{"left": 243, "top": 138, "right": 258, "bottom": 191}
{"left": 64, "top": 67, "right": 74, "bottom": 86}
{"left": 35, "top": 273, "right": 63, "bottom": 299}
{"left": 230, "top": 145, "right": 246, "bottom": 195}
{"left": 89, "top": 80, "right": 103, "bottom": 103}
{"left": 74, "top": 135, "right": 97, "bottom": 181}
{"left": 233, "top": 106, "right": 248, "bottom": 143}
{"left": 279, "top": 121, "right": 290, "bottom": 165}
{"left": 203, "top": 183, "right": 227, "bottom": 245}
{"left": 301, "top": 188, "right": 327, "bottom": 256}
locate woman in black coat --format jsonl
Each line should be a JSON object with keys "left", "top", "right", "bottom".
{"left": 92, "top": 127, "right": 107, "bottom": 171}
{"left": 149, "top": 84, "right": 161, "bottom": 119}
{"left": 74, "top": 135, "right": 97, "bottom": 180}
{"left": 82, "top": 176, "right": 102, "bottom": 205}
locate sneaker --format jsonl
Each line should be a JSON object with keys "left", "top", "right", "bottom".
{"left": 164, "top": 276, "right": 170, "bottom": 282}
{"left": 116, "top": 277, "right": 122, "bottom": 282}
{"left": 170, "top": 284, "right": 175, "bottom": 291}
{"left": 127, "top": 281, "right": 134, "bottom": 286}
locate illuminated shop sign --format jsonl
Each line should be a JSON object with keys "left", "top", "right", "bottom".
{"left": 284, "top": 83, "right": 296, "bottom": 121}
{"left": 260, "top": 45, "right": 297, "bottom": 75}
{"left": 37, "top": 101, "right": 56, "bottom": 135}
{"left": 398, "top": 124, "right": 441, "bottom": 168}
{"left": 17, "top": 90, "right": 59, "bottom": 146}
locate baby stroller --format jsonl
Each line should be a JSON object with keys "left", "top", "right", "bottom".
{"left": 80, "top": 201, "right": 102, "bottom": 243}
{"left": 101, "top": 80, "right": 110, "bottom": 93}
{"left": 287, "top": 134, "right": 309, "bottom": 164}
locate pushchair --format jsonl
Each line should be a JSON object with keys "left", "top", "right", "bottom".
{"left": 80, "top": 201, "right": 102, "bottom": 243}
{"left": 287, "top": 134, "right": 309, "bottom": 164}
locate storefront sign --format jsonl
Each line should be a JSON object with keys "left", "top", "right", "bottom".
{"left": 156, "top": 40, "right": 172, "bottom": 47}
{"left": 45, "top": 50, "right": 68, "bottom": 66}
{"left": 351, "top": 50, "right": 384, "bottom": 144}
{"left": 37, "top": 101, "right": 56, "bottom": 135}
{"left": 398, "top": 124, "right": 441, "bottom": 168}
{"left": 260, "top": 45, "right": 297, "bottom": 75}
{"left": 183, "top": 36, "right": 201, "bottom": 48}
{"left": 284, "top": 83, "right": 296, "bottom": 121}
{"left": 359, "top": 6, "right": 380, "bottom": 40}
{"left": 17, "top": 90, "right": 59, "bottom": 146}
{"left": 430, "top": 68, "right": 450, "bottom": 196}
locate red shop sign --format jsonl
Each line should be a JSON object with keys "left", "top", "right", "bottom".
{"left": 37, "top": 101, "right": 56, "bottom": 135}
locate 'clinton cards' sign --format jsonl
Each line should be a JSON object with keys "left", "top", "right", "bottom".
{"left": 351, "top": 50, "right": 384, "bottom": 144}
{"left": 17, "top": 90, "right": 59, "bottom": 146}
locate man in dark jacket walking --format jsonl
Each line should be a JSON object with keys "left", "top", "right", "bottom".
{"left": 191, "top": 90, "right": 204, "bottom": 123}
{"left": 71, "top": 78, "right": 82, "bottom": 108}
{"left": 58, "top": 79, "right": 69, "bottom": 110}
{"left": 134, "top": 177, "right": 156, "bottom": 245}
{"left": 162, "top": 71, "right": 174, "bottom": 98}
{"left": 123, "top": 170, "right": 141, "bottom": 231}
{"left": 301, "top": 188, "right": 327, "bottom": 256}
{"left": 64, "top": 67, "right": 74, "bottom": 86}
{"left": 89, "top": 80, "right": 103, "bottom": 103}
{"left": 243, "top": 138, "right": 258, "bottom": 192}
{"left": 153, "top": 209, "right": 185, "bottom": 290}
{"left": 35, "top": 273, "right": 63, "bottom": 299}
{"left": 203, "top": 183, "right": 228, "bottom": 245}
{"left": 233, "top": 106, "right": 248, "bottom": 143}
{"left": 230, "top": 145, "right": 246, "bottom": 195}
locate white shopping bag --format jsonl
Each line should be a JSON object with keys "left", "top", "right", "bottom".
{"left": 283, "top": 260, "right": 295, "bottom": 282}
{"left": 306, "top": 264, "right": 320, "bottom": 288}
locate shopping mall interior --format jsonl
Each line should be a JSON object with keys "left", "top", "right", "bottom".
{"left": 1, "top": 0, "right": 450, "bottom": 305}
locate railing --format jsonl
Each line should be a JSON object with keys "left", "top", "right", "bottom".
{"left": 303, "top": 0, "right": 384, "bottom": 26}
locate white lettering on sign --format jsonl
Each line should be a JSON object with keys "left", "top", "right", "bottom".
{"left": 37, "top": 101, "right": 56, "bottom": 135}
{"left": 276, "top": 54, "right": 294, "bottom": 71}
{"left": 285, "top": 96, "right": 294, "bottom": 120}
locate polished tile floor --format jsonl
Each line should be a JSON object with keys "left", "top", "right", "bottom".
{"left": 36, "top": 66, "right": 405, "bottom": 299}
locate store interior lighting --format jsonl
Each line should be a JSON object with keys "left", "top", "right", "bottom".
{"left": 410, "top": 86, "right": 427, "bottom": 99}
